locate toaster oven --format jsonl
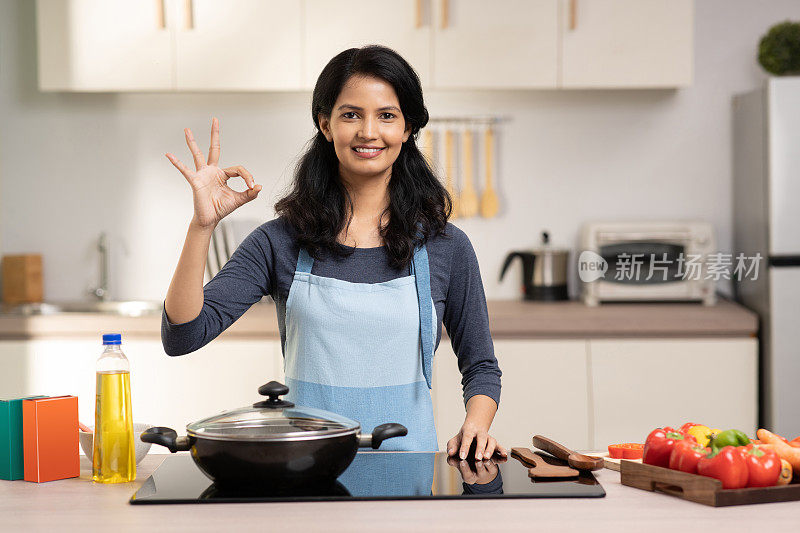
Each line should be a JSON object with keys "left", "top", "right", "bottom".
{"left": 579, "top": 221, "right": 717, "bottom": 306}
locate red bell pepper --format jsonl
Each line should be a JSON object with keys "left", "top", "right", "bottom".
{"left": 741, "top": 444, "right": 781, "bottom": 487}
{"left": 668, "top": 440, "right": 708, "bottom": 474}
{"left": 697, "top": 445, "right": 749, "bottom": 489}
{"left": 679, "top": 422, "right": 702, "bottom": 433}
{"left": 643, "top": 427, "right": 697, "bottom": 468}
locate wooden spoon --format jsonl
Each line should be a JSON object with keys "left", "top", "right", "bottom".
{"left": 458, "top": 128, "right": 478, "bottom": 218}
{"left": 511, "top": 447, "right": 579, "bottom": 479}
{"left": 444, "top": 128, "right": 459, "bottom": 219}
{"left": 532, "top": 435, "right": 605, "bottom": 471}
{"left": 422, "top": 128, "right": 434, "bottom": 168}
{"left": 479, "top": 126, "right": 499, "bottom": 218}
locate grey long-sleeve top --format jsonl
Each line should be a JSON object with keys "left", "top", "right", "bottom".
{"left": 161, "top": 217, "right": 502, "bottom": 406}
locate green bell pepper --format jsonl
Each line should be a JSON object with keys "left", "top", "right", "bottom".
{"left": 710, "top": 429, "right": 750, "bottom": 451}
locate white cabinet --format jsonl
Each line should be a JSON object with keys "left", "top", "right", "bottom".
{"left": 432, "top": 0, "right": 559, "bottom": 89}
{"left": 175, "top": 0, "right": 303, "bottom": 90}
{"left": 560, "top": 0, "right": 693, "bottom": 88}
{"left": 37, "top": 0, "right": 694, "bottom": 92}
{"left": 589, "top": 338, "right": 757, "bottom": 448}
{"left": 433, "top": 339, "right": 590, "bottom": 451}
{"left": 36, "top": 0, "right": 173, "bottom": 91}
{"left": 36, "top": 0, "right": 303, "bottom": 91}
{"left": 303, "top": 0, "right": 432, "bottom": 90}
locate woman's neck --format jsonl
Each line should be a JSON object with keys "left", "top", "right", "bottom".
{"left": 338, "top": 166, "right": 390, "bottom": 247}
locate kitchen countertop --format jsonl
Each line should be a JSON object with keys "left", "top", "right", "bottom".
{"left": 0, "top": 297, "right": 757, "bottom": 340}
{"left": 1, "top": 455, "right": 795, "bottom": 532}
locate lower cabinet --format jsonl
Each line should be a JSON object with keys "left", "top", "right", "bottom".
{"left": 0, "top": 338, "right": 284, "bottom": 436}
{"left": 433, "top": 339, "right": 590, "bottom": 451}
{"left": 432, "top": 336, "right": 758, "bottom": 452}
{"left": 0, "top": 335, "right": 758, "bottom": 453}
{"left": 589, "top": 338, "right": 758, "bottom": 448}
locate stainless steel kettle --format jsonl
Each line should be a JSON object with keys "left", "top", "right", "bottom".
{"left": 499, "top": 231, "right": 570, "bottom": 301}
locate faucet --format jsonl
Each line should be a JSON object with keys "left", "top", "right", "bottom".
{"left": 88, "top": 232, "right": 109, "bottom": 301}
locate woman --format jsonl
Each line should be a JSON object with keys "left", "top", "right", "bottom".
{"left": 162, "top": 45, "right": 505, "bottom": 460}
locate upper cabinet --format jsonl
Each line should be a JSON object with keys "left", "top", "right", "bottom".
{"left": 36, "top": 0, "right": 173, "bottom": 91}
{"left": 175, "top": 0, "right": 303, "bottom": 91}
{"left": 36, "top": 0, "right": 693, "bottom": 92}
{"left": 304, "top": 0, "right": 432, "bottom": 90}
{"left": 560, "top": 0, "right": 693, "bottom": 88}
{"left": 432, "top": 0, "right": 559, "bottom": 89}
{"left": 36, "top": 0, "right": 303, "bottom": 91}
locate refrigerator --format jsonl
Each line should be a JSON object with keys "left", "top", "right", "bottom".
{"left": 733, "top": 77, "right": 800, "bottom": 438}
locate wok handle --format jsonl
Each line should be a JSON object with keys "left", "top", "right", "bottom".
{"left": 141, "top": 426, "right": 192, "bottom": 453}
{"left": 369, "top": 423, "right": 408, "bottom": 449}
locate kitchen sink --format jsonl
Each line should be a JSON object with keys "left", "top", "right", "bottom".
{"left": 0, "top": 300, "right": 164, "bottom": 317}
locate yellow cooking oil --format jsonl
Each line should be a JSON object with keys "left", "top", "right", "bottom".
{"left": 92, "top": 334, "right": 136, "bottom": 483}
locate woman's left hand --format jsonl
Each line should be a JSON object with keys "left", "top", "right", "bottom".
{"left": 446, "top": 419, "right": 508, "bottom": 461}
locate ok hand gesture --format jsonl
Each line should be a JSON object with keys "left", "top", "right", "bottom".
{"left": 166, "top": 118, "right": 261, "bottom": 229}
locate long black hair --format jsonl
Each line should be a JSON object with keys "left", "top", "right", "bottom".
{"left": 274, "top": 45, "right": 451, "bottom": 270}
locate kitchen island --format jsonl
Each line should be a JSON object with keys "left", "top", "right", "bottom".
{"left": 1, "top": 455, "right": 796, "bottom": 532}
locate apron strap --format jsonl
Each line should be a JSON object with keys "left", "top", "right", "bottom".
{"left": 296, "top": 247, "right": 314, "bottom": 274}
{"left": 412, "top": 243, "right": 434, "bottom": 390}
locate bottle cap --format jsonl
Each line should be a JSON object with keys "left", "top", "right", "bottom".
{"left": 102, "top": 333, "right": 122, "bottom": 345}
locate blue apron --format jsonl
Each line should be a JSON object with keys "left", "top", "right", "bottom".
{"left": 283, "top": 244, "right": 438, "bottom": 451}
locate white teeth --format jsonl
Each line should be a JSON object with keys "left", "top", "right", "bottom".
{"left": 354, "top": 147, "right": 382, "bottom": 153}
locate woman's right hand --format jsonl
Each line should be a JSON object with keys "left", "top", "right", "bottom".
{"left": 166, "top": 117, "right": 262, "bottom": 229}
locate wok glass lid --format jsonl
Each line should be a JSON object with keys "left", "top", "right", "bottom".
{"left": 185, "top": 381, "right": 360, "bottom": 441}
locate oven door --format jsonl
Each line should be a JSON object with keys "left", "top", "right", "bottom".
{"left": 598, "top": 240, "right": 687, "bottom": 285}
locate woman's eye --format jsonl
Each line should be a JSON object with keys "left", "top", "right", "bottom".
{"left": 342, "top": 112, "right": 358, "bottom": 119}
{"left": 380, "top": 113, "right": 396, "bottom": 120}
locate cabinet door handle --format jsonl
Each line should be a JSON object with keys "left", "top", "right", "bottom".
{"left": 184, "top": 0, "right": 194, "bottom": 30}
{"left": 415, "top": 0, "right": 423, "bottom": 28}
{"left": 440, "top": 0, "right": 448, "bottom": 29}
{"left": 156, "top": 0, "right": 166, "bottom": 29}
{"left": 569, "top": 0, "right": 578, "bottom": 30}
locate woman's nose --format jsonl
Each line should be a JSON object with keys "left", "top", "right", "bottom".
{"left": 359, "top": 117, "right": 378, "bottom": 139}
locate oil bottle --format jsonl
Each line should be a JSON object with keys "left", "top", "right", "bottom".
{"left": 92, "top": 333, "right": 136, "bottom": 483}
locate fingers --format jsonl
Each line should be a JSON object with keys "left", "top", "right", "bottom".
{"left": 484, "top": 436, "right": 498, "bottom": 460}
{"left": 446, "top": 435, "right": 460, "bottom": 457}
{"left": 495, "top": 442, "right": 509, "bottom": 458}
{"left": 474, "top": 432, "right": 488, "bottom": 461}
{"left": 207, "top": 117, "right": 220, "bottom": 167}
{"left": 223, "top": 166, "right": 256, "bottom": 189}
{"left": 165, "top": 153, "right": 193, "bottom": 182}
{"left": 184, "top": 128, "right": 206, "bottom": 171}
{"left": 459, "top": 428, "right": 476, "bottom": 460}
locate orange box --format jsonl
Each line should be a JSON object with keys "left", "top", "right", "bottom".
{"left": 22, "top": 396, "right": 79, "bottom": 482}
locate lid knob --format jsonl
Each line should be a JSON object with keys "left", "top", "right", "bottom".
{"left": 253, "top": 381, "right": 295, "bottom": 409}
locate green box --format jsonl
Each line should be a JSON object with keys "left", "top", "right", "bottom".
{"left": 1, "top": 396, "right": 46, "bottom": 480}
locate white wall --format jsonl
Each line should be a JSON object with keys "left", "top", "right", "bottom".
{"left": 2, "top": 0, "right": 798, "bottom": 302}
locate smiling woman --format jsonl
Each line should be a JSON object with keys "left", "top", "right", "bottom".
{"left": 161, "top": 45, "right": 504, "bottom": 460}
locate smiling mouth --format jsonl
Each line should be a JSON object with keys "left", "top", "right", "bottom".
{"left": 351, "top": 147, "right": 385, "bottom": 159}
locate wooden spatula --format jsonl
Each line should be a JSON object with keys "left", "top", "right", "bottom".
{"left": 532, "top": 435, "right": 604, "bottom": 471}
{"left": 511, "top": 447, "right": 579, "bottom": 479}
{"left": 458, "top": 128, "right": 478, "bottom": 218}
{"left": 444, "top": 128, "right": 459, "bottom": 219}
{"left": 479, "top": 126, "right": 499, "bottom": 218}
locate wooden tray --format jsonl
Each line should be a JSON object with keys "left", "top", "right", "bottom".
{"left": 620, "top": 459, "right": 800, "bottom": 507}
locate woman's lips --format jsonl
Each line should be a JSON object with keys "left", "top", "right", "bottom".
{"left": 352, "top": 147, "right": 385, "bottom": 159}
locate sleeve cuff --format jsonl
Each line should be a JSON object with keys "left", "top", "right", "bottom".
{"left": 463, "top": 381, "right": 501, "bottom": 409}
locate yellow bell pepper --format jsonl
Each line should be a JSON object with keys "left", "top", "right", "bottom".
{"left": 686, "top": 425, "right": 720, "bottom": 447}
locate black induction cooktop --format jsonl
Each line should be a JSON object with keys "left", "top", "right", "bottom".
{"left": 130, "top": 451, "right": 605, "bottom": 504}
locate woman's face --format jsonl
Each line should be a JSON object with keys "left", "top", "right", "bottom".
{"left": 319, "top": 75, "right": 411, "bottom": 181}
